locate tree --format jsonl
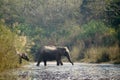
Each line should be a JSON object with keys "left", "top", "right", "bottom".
{"left": 105, "top": 0, "right": 120, "bottom": 48}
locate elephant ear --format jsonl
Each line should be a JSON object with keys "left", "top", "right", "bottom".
{"left": 57, "top": 47, "right": 68, "bottom": 56}
{"left": 59, "top": 47, "right": 69, "bottom": 52}
{"left": 64, "top": 47, "right": 70, "bottom": 53}
{"left": 57, "top": 47, "right": 64, "bottom": 52}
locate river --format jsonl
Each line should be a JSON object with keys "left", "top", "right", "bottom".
{"left": 0, "top": 62, "right": 120, "bottom": 80}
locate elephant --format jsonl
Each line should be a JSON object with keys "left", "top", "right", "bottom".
{"left": 36, "top": 46, "right": 74, "bottom": 66}
{"left": 17, "top": 52, "right": 29, "bottom": 64}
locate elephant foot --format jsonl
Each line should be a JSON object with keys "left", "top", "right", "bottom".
{"left": 36, "top": 63, "right": 39, "bottom": 66}
{"left": 72, "top": 63, "right": 74, "bottom": 65}
{"left": 61, "top": 63, "right": 63, "bottom": 65}
{"left": 57, "top": 64, "right": 59, "bottom": 66}
{"left": 36, "top": 65, "right": 39, "bottom": 66}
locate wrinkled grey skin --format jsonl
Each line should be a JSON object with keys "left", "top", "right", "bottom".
{"left": 18, "top": 53, "right": 29, "bottom": 64}
{"left": 36, "top": 46, "right": 73, "bottom": 66}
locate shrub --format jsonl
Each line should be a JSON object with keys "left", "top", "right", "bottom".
{"left": 84, "top": 47, "right": 110, "bottom": 63}
{"left": 0, "top": 22, "right": 19, "bottom": 72}
{"left": 108, "top": 45, "right": 120, "bottom": 64}
{"left": 79, "top": 20, "right": 116, "bottom": 47}
{"left": 83, "top": 45, "right": 120, "bottom": 63}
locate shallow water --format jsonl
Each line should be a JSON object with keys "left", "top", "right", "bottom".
{"left": 1, "top": 62, "right": 120, "bottom": 80}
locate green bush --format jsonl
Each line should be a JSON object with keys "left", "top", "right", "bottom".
{"left": 0, "top": 22, "right": 19, "bottom": 72}
{"left": 79, "top": 20, "right": 116, "bottom": 47}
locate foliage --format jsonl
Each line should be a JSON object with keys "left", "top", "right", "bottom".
{"left": 105, "top": 0, "right": 120, "bottom": 27}
{"left": 69, "top": 20, "right": 118, "bottom": 62}
{"left": 108, "top": 45, "right": 120, "bottom": 63}
{"left": 83, "top": 47, "right": 108, "bottom": 63}
{"left": 79, "top": 20, "right": 116, "bottom": 47}
{"left": 80, "top": 0, "right": 107, "bottom": 24}
{"left": 83, "top": 45, "right": 120, "bottom": 63}
{"left": 105, "top": 0, "right": 120, "bottom": 49}
{"left": 0, "top": 0, "right": 119, "bottom": 66}
{"left": 0, "top": 22, "right": 19, "bottom": 72}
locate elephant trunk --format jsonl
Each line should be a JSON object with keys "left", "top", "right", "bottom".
{"left": 66, "top": 53, "right": 74, "bottom": 65}
{"left": 19, "top": 57, "right": 22, "bottom": 64}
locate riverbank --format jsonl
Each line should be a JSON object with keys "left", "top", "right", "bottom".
{"left": 0, "top": 62, "right": 120, "bottom": 80}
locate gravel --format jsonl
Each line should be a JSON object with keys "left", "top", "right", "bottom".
{"left": 1, "top": 62, "right": 120, "bottom": 80}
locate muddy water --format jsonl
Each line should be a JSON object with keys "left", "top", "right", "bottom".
{"left": 2, "top": 62, "right": 120, "bottom": 80}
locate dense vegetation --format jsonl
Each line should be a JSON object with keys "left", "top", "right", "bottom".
{"left": 0, "top": 0, "right": 120, "bottom": 71}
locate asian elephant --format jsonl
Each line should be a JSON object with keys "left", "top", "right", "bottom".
{"left": 17, "top": 52, "right": 29, "bottom": 64}
{"left": 36, "top": 46, "right": 74, "bottom": 66}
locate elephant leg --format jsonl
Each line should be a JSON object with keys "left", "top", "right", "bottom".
{"left": 69, "top": 59, "right": 74, "bottom": 65}
{"left": 36, "top": 60, "right": 41, "bottom": 66}
{"left": 36, "top": 57, "right": 42, "bottom": 66}
{"left": 56, "top": 60, "right": 60, "bottom": 66}
{"left": 56, "top": 54, "right": 63, "bottom": 66}
{"left": 36, "top": 55, "right": 43, "bottom": 66}
{"left": 67, "top": 55, "right": 74, "bottom": 65}
{"left": 43, "top": 60, "right": 47, "bottom": 66}
{"left": 56, "top": 60, "right": 63, "bottom": 66}
{"left": 60, "top": 60, "right": 63, "bottom": 65}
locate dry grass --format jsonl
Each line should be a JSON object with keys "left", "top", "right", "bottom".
{"left": 82, "top": 45, "right": 120, "bottom": 63}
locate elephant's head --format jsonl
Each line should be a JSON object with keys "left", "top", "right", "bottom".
{"left": 20, "top": 53, "right": 29, "bottom": 61}
{"left": 18, "top": 53, "right": 29, "bottom": 64}
{"left": 58, "top": 47, "right": 74, "bottom": 65}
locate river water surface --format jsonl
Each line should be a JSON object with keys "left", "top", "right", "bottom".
{"left": 1, "top": 62, "right": 120, "bottom": 80}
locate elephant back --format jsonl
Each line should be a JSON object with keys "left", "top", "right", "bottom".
{"left": 44, "top": 46, "right": 57, "bottom": 50}
{"left": 40, "top": 46, "right": 57, "bottom": 53}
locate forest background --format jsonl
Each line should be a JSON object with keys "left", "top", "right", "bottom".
{"left": 0, "top": 0, "right": 120, "bottom": 72}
